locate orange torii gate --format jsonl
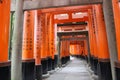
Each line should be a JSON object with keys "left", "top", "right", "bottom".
{"left": 47, "top": 13, "right": 56, "bottom": 71}
{"left": 34, "top": 10, "right": 42, "bottom": 80}
{"left": 0, "top": 0, "right": 11, "bottom": 80}
{"left": 9, "top": 0, "right": 120, "bottom": 80}
{"left": 60, "top": 37, "right": 70, "bottom": 65}
{"left": 57, "top": 30, "right": 90, "bottom": 66}
{"left": 112, "top": 0, "right": 120, "bottom": 80}
{"left": 70, "top": 41, "right": 85, "bottom": 57}
{"left": 60, "top": 40, "right": 66, "bottom": 65}
{"left": 39, "top": 13, "right": 49, "bottom": 75}
{"left": 36, "top": 12, "right": 56, "bottom": 75}
{"left": 22, "top": 11, "right": 35, "bottom": 80}
{"left": 88, "top": 9, "right": 98, "bottom": 73}
{"left": 93, "top": 4, "right": 111, "bottom": 80}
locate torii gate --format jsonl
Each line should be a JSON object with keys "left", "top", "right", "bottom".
{"left": 11, "top": 0, "right": 119, "bottom": 80}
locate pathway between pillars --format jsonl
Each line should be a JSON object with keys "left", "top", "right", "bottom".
{"left": 44, "top": 57, "right": 92, "bottom": 80}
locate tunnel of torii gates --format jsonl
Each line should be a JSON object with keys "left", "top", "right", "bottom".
{"left": 1, "top": 0, "right": 120, "bottom": 80}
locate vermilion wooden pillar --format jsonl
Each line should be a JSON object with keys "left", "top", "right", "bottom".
{"left": 51, "top": 15, "right": 56, "bottom": 70}
{"left": 22, "top": 11, "right": 35, "bottom": 80}
{"left": 62, "top": 40, "right": 66, "bottom": 65}
{"left": 0, "top": 0, "right": 10, "bottom": 63}
{"left": 88, "top": 9, "right": 98, "bottom": 73}
{"left": 64, "top": 40, "right": 70, "bottom": 63}
{"left": 80, "top": 41, "right": 85, "bottom": 59}
{"left": 63, "top": 40, "right": 66, "bottom": 64}
{"left": 0, "top": 0, "right": 11, "bottom": 80}
{"left": 48, "top": 14, "right": 56, "bottom": 70}
{"left": 66, "top": 40, "right": 70, "bottom": 61}
{"left": 84, "top": 40, "right": 88, "bottom": 58}
{"left": 88, "top": 9, "right": 94, "bottom": 58}
{"left": 94, "top": 5, "right": 109, "bottom": 60}
{"left": 64, "top": 40, "right": 67, "bottom": 64}
{"left": 51, "top": 15, "right": 55, "bottom": 61}
{"left": 112, "top": 0, "right": 120, "bottom": 79}
{"left": 79, "top": 43, "right": 83, "bottom": 58}
{"left": 61, "top": 39, "right": 70, "bottom": 65}
{"left": 60, "top": 41, "right": 64, "bottom": 64}
{"left": 40, "top": 13, "right": 48, "bottom": 75}
{"left": 112, "top": 0, "right": 120, "bottom": 61}
{"left": 34, "top": 10, "right": 42, "bottom": 80}
{"left": 93, "top": 5, "right": 112, "bottom": 80}
{"left": 22, "top": 11, "right": 34, "bottom": 60}
{"left": 45, "top": 13, "right": 51, "bottom": 71}
{"left": 54, "top": 23, "right": 58, "bottom": 68}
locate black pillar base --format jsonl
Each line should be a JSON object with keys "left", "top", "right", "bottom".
{"left": 90, "top": 56, "right": 94, "bottom": 71}
{"left": 64, "top": 57, "right": 67, "bottom": 64}
{"left": 61, "top": 57, "right": 63, "bottom": 65}
{"left": 84, "top": 55, "right": 88, "bottom": 63}
{"left": 98, "top": 60, "right": 112, "bottom": 80}
{"left": 76, "top": 55, "right": 80, "bottom": 58}
{"left": 41, "top": 58, "right": 48, "bottom": 74}
{"left": 35, "top": 65, "right": 42, "bottom": 80}
{"left": 66, "top": 56, "right": 70, "bottom": 61}
{"left": 47, "top": 57, "right": 52, "bottom": 71}
{"left": 52, "top": 59, "right": 55, "bottom": 70}
{"left": 80, "top": 55, "right": 85, "bottom": 60}
{"left": 0, "top": 62, "right": 10, "bottom": 80}
{"left": 61, "top": 57, "right": 65, "bottom": 65}
{"left": 115, "top": 61, "right": 120, "bottom": 80}
{"left": 63, "top": 56, "right": 70, "bottom": 64}
{"left": 93, "top": 57, "right": 98, "bottom": 75}
{"left": 22, "top": 59, "right": 35, "bottom": 80}
{"left": 54, "top": 55, "right": 58, "bottom": 68}
{"left": 116, "top": 67, "right": 120, "bottom": 80}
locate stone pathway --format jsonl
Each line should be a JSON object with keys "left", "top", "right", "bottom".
{"left": 44, "top": 57, "right": 92, "bottom": 80}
